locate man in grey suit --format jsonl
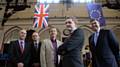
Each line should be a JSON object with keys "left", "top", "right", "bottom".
{"left": 89, "top": 19, "right": 120, "bottom": 67}
{"left": 58, "top": 17, "right": 85, "bottom": 67}
{"left": 40, "top": 27, "right": 62, "bottom": 67}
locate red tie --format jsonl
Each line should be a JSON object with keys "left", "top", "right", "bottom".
{"left": 20, "top": 41, "right": 24, "bottom": 53}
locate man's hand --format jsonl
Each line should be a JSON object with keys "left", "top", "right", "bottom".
{"left": 17, "top": 63, "right": 24, "bottom": 67}
{"left": 33, "top": 63, "right": 40, "bottom": 67}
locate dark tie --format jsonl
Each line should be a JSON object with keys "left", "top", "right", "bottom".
{"left": 34, "top": 43, "right": 38, "bottom": 51}
{"left": 20, "top": 41, "right": 24, "bottom": 53}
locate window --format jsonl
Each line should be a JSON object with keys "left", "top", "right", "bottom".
{"left": 37, "top": 0, "right": 60, "bottom": 3}
{"left": 73, "top": 0, "right": 93, "bottom": 3}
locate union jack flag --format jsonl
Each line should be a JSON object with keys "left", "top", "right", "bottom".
{"left": 33, "top": 3, "right": 49, "bottom": 28}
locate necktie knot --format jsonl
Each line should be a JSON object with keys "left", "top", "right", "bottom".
{"left": 20, "top": 41, "right": 23, "bottom": 44}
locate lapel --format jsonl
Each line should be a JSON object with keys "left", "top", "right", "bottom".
{"left": 48, "top": 39, "right": 54, "bottom": 50}
{"left": 37, "top": 42, "right": 41, "bottom": 52}
{"left": 23, "top": 41, "right": 27, "bottom": 54}
{"left": 70, "top": 28, "right": 78, "bottom": 36}
{"left": 16, "top": 40, "right": 22, "bottom": 54}
{"left": 91, "top": 34, "right": 96, "bottom": 47}
{"left": 94, "top": 29, "right": 104, "bottom": 48}
{"left": 33, "top": 42, "right": 37, "bottom": 50}
{"left": 39, "top": 42, "right": 41, "bottom": 48}
{"left": 23, "top": 42, "right": 27, "bottom": 54}
{"left": 56, "top": 40, "right": 61, "bottom": 48}
{"left": 47, "top": 39, "right": 62, "bottom": 50}
{"left": 48, "top": 39, "right": 60, "bottom": 49}
{"left": 95, "top": 31, "right": 100, "bottom": 47}
{"left": 31, "top": 42, "right": 36, "bottom": 54}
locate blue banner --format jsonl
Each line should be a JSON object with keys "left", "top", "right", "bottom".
{"left": 87, "top": 3, "right": 106, "bottom": 26}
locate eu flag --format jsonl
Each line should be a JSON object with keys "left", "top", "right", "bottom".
{"left": 87, "top": 3, "right": 106, "bottom": 26}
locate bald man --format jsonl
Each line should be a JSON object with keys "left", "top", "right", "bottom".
{"left": 9, "top": 29, "right": 31, "bottom": 67}
{"left": 31, "top": 32, "right": 41, "bottom": 67}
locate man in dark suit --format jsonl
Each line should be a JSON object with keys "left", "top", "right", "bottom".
{"left": 89, "top": 19, "right": 120, "bottom": 67}
{"left": 31, "top": 32, "right": 41, "bottom": 67}
{"left": 9, "top": 29, "right": 31, "bottom": 67}
{"left": 58, "top": 17, "right": 84, "bottom": 67}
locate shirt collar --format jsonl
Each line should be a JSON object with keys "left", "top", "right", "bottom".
{"left": 19, "top": 40, "right": 24, "bottom": 43}
{"left": 71, "top": 27, "right": 77, "bottom": 33}
{"left": 97, "top": 28, "right": 100, "bottom": 33}
{"left": 50, "top": 38, "right": 56, "bottom": 42}
{"left": 34, "top": 41, "right": 39, "bottom": 44}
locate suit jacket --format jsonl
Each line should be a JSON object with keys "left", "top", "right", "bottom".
{"left": 40, "top": 39, "right": 62, "bottom": 67}
{"left": 89, "top": 29, "right": 119, "bottom": 67}
{"left": 9, "top": 40, "right": 31, "bottom": 67}
{"left": 58, "top": 28, "right": 84, "bottom": 67}
{"left": 31, "top": 42, "right": 41, "bottom": 66}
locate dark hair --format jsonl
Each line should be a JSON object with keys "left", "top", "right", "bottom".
{"left": 90, "top": 19, "right": 96, "bottom": 22}
{"left": 49, "top": 26, "right": 57, "bottom": 33}
{"left": 67, "top": 16, "right": 78, "bottom": 24}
